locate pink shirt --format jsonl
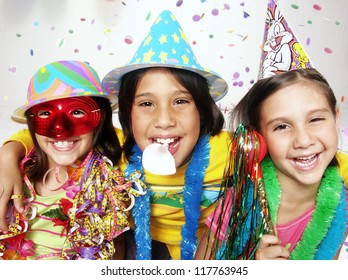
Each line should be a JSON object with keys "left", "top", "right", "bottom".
{"left": 275, "top": 206, "right": 315, "bottom": 252}
{"left": 206, "top": 189, "right": 315, "bottom": 254}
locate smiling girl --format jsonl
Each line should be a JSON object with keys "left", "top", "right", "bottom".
{"left": 231, "top": 68, "right": 348, "bottom": 259}
{"left": 0, "top": 60, "right": 139, "bottom": 260}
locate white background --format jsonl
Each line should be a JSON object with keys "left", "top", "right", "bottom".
{"left": 1, "top": 0, "right": 348, "bottom": 152}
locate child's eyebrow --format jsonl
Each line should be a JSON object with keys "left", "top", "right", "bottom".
{"left": 265, "top": 108, "right": 331, "bottom": 127}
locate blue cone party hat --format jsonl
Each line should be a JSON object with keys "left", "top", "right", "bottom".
{"left": 102, "top": 10, "right": 228, "bottom": 102}
{"left": 259, "top": 0, "right": 313, "bottom": 79}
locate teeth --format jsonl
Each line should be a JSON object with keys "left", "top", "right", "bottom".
{"left": 154, "top": 138, "right": 177, "bottom": 144}
{"left": 296, "top": 154, "right": 315, "bottom": 160}
{"left": 53, "top": 141, "right": 73, "bottom": 148}
{"left": 294, "top": 154, "right": 317, "bottom": 167}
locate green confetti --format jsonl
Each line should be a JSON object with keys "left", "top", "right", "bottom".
{"left": 307, "top": 20, "right": 312, "bottom": 24}
{"left": 146, "top": 12, "right": 151, "bottom": 21}
{"left": 335, "top": 21, "right": 340, "bottom": 26}
{"left": 291, "top": 4, "right": 299, "bottom": 9}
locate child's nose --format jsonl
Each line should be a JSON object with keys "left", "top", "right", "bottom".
{"left": 292, "top": 127, "right": 315, "bottom": 148}
{"left": 48, "top": 113, "right": 73, "bottom": 139}
{"left": 154, "top": 107, "right": 176, "bottom": 129}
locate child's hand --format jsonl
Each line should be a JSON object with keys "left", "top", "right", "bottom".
{"left": 0, "top": 142, "right": 25, "bottom": 231}
{"left": 255, "top": 234, "right": 290, "bottom": 260}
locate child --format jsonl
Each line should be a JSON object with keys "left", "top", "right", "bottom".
{"left": 0, "top": 11, "right": 231, "bottom": 260}
{"left": 231, "top": 68, "right": 348, "bottom": 259}
{"left": 0, "top": 60, "right": 141, "bottom": 260}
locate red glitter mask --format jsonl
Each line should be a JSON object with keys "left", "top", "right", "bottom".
{"left": 28, "top": 97, "right": 101, "bottom": 139}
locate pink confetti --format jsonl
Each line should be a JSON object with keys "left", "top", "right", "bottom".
{"left": 192, "top": 14, "right": 201, "bottom": 22}
{"left": 211, "top": 9, "right": 219, "bottom": 16}
{"left": 324, "top": 47, "right": 333, "bottom": 54}
{"left": 233, "top": 72, "right": 240, "bottom": 79}
{"left": 8, "top": 66, "right": 16, "bottom": 73}
{"left": 306, "top": 37, "right": 311, "bottom": 45}
{"left": 176, "top": 0, "right": 183, "bottom": 7}
{"left": 97, "top": 44, "right": 102, "bottom": 51}
{"left": 224, "top": 4, "right": 230, "bottom": 10}
{"left": 91, "top": 19, "right": 95, "bottom": 25}
{"left": 313, "top": 4, "right": 322, "bottom": 11}
{"left": 245, "top": 67, "right": 250, "bottom": 72}
{"left": 238, "top": 81, "right": 244, "bottom": 87}
{"left": 80, "top": 18, "right": 86, "bottom": 21}
{"left": 192, "top": 41, "right": 197, "bottom": 45}
{"left": 344, "top": 127, "right": 348, "bottom": 137}
{"left": 74, "top": 48, "right": 79, "bottom": 53}
{"left": 124, "top": 35, "right": 133, "bottom": 44}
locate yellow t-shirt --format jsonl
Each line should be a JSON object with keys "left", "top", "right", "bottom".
{"left": 7, "top": 129, "right": 231, "bottom": 259}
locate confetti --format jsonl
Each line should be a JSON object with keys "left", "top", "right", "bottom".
{"left": 16, "top": 33, "right": 21, "bottom": 38}
{"left": 224, "top": 4, "right": 230, "bottom": 10}
{"left": 80, "top": 18, "right": 86, "bottom": 21}
{"left": 176, "top": 0, "right": 183, "bottom": 7}
{"left": 306, "top": 37, "right": 311, "bottom": 45}
{"left": 97, "top": 44, "right": 102, "bottom": 51}
{"left": 307, "top": 20, "right": 312, "bottom": 24}
{"left": 192, "top": 14, "right": 201, "bottom": 22}
{"left": 146, "top": 12, "right": 151, "bottom": 21}
{"left": 69, "top": 29, "right": 74, "bottom": 34}
{"left": 74, "top": 48, "right": 79, "bottom": 53}
{"left": 313, "top": 4, "right": 322, "bottom": 11}
{"left": 50, "top": 26, "right": 55, "bottom": 31}
{"left": 8, "top": 66, "right": 16, "bottom": 73}
{"left": 245, "top": 67, "right": 250, "bottom": 72}
{"left": 34, "top": 21, "right": 39, "bottom": 27}
{"left": 211, "top": 9, "right": 219, "bottom": 16}
{"left": 335, "top": 21, "right": 340, "bottom": 26}
{"left": 243, "top": 11, "right": 250, "bottom": 18}
{"left": 291, "top": 4, "right": 299, "bottom": 10}
{"left": 324, "top": 47, "right": 333, "bottom": 54}
{"left": 57, "top": 38, "right": 65, "bottom": 48}
{"left": 341, "top": 96, "right": 345, "bottom": 103}
{"left": 344, "top": 127, "right": 348, "bottom": 137}
{"left": 233, "top": 72, "right": 240, "bottom": 79}
{"left": 30, "top": 49, "right": 34, "bottom": 56}
{"left": 124, "top": 35, "right": 133, "bottom": 44}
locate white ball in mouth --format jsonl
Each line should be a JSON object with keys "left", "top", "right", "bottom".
{"left": 142, "top": 143, "right": 176, "bottom": 175}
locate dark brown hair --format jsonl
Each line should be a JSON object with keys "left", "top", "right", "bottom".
{"left": 118, "top": 67, "right": 225, "bottom": 161}
{"left": 231, "top": 68, "right": 338, "bottom": 166}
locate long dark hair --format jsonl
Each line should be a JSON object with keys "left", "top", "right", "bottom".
{"left": 24, "top": 97, "right": 121, "bottom": 181}
{"left": 231, "top": 68, "right": 338, "bottom": 166}
{"left": 118, "top": 67, "right": 225, "bottom": 161}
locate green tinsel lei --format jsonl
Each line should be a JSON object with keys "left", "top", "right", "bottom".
{"left": 261, "top": 156, "right": 343, "bottom": 260}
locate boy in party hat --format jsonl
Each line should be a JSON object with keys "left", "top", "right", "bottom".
{"left": 0, "top": 60, "right": 143, "bottom": 260}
